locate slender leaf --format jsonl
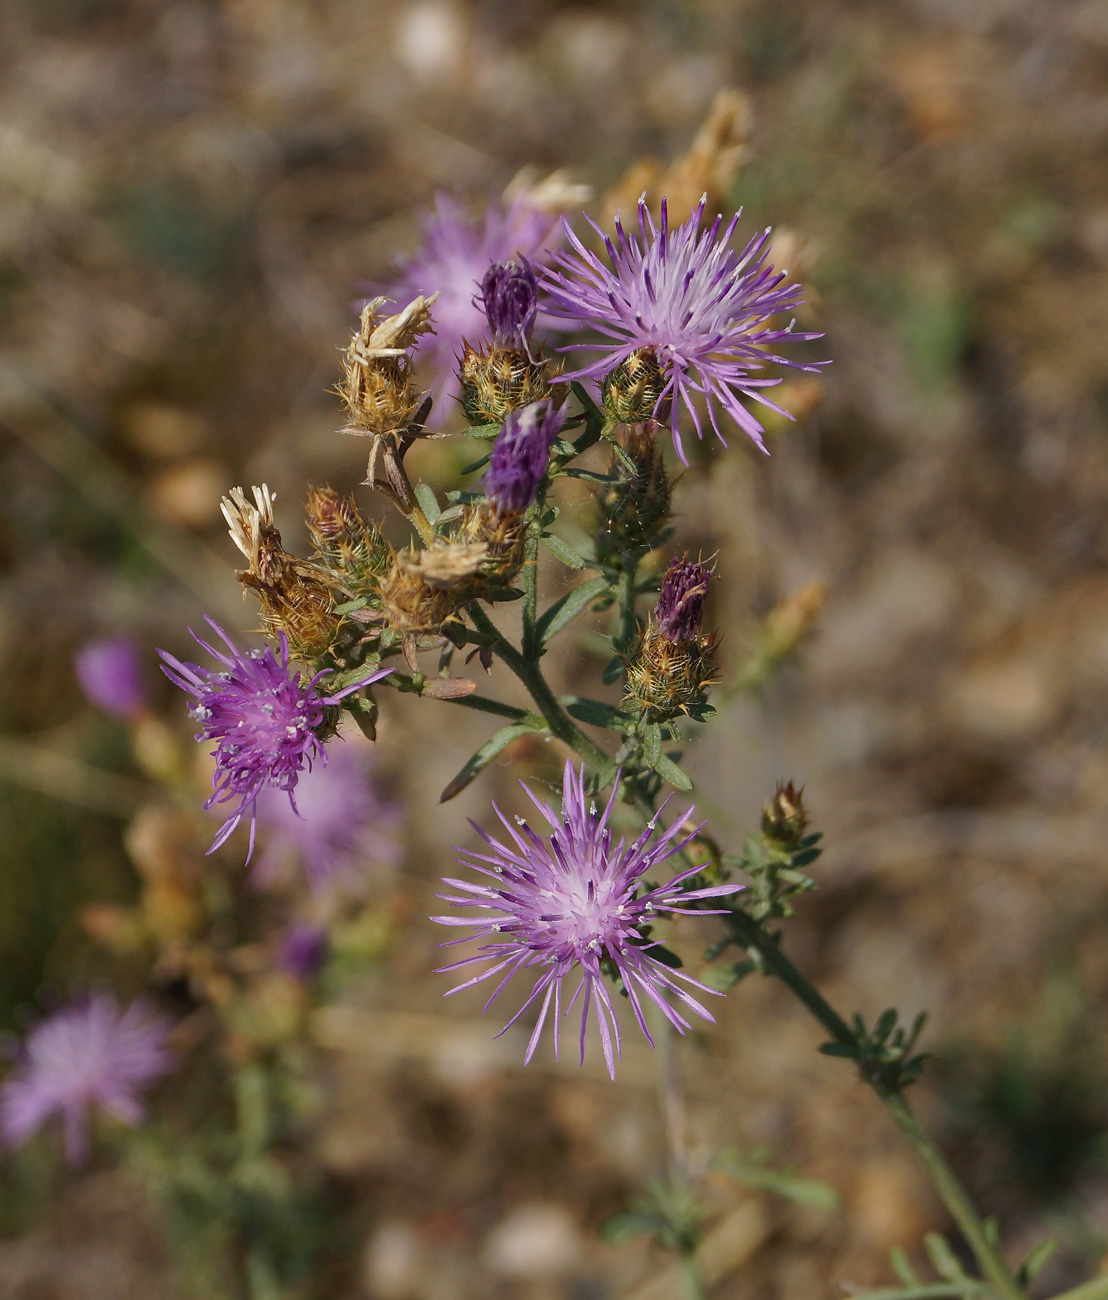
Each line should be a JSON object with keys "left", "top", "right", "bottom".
{"left": 644, "top": 723, "right": 662, "bottom": 769}
{"left": 890, "top": 1246, "right": 920, "bottom": 1287}
{"left": 414, "top": 482, "right": 440, "bottom": 524}
{"left": 439, "top": 723, "right": 539, "bottom": 802}
{"left": 924, "top": 1234, "right": 966, "bottom": 1282}
{"left": 562, "top": 696, "right": 630, "bottom": 731}
{"left": 535, "top": 575, "right": 610, "bottom": 644}
{"left": 465, "top": 421, "right": 502, "bottom": 440}
{"left": 653, "top": 752, "right": 693, "bottom": 791}
{"left": 1016, "top": 1239, "right": 1057, "bottom": 1285}
{"left": 541, "top": 533, "right": 588, "bottom": 570}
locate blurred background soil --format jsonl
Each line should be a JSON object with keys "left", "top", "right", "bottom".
{"left": 3, "top": 0, "right": 1108, "bottom": 1296}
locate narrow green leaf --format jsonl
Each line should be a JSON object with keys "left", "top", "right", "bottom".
{"left": 465, "top": 421, "right": 502, "bottom": 440}
{"left": 414, "top": 482, "right": 440, "bottom": 524}
{"left": 924, "top": 1233, "right": 966, "bottom": 1282}
{"left": 644, "top": 722, "right": 662, "bottom": 768}
{"left": 653, "top": 752, "right": 693, "bottom": 791}
{"left": 890, "top": 1246, "right": 920, "bottom": 1287}
{"left": 818, "top": 1042, "right": 860, "bottom": 1059}
{"left": 562, "top": 696, "right": 630, "bottom": 731}
{"left": 874, "top": 1008, "right": 899, "bottom": 1045}
{"left": 791, "top": 847, "right": 822, "bottom": 867}
{"left": 439, "top": 723, "right": 538, "bottom": 802}
{"left": 602, "top": 656, "right": 624, "bottom": 685}
{"left": 541, "top": 533, "right": 588, "bottom": 570}
{"left": 535, "top": 575, "right": 610, "bottom": 644}
{"left": 1017, "top": 1239, "right": 1057, "bottom": 1284}
{"left": 333, "top": 597, "right": 369, "bottom": 615}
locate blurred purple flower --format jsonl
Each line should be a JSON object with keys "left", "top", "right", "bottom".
{"left": 541, "top": 196, "right": 828, "bottom": 461}
{"left": 254, "top": 740, "right": 402, "bottom": 894}
{"left": 372, "top": 193, "right": 560, "bottom": 407}
{"left": 277, "top": 924, "right": 328, "bottom": 980}
{"left": 434, "top": 760, "right": 743, "bottom": 1079}
{"left": 484, "top": 400, "right": 565, "bottom": 516}
{"left": 74, "top": 637, "right": 147, "bottom": 718}
{"left": 1, "top": 993, "right": 173, "bottom": 1164}
{"left": 480, "top": 257, "right": 539, "bottom": 351}
{"left": 656, "top": 557, "right": 712, "bottom": 643}
{"left": 158, "top": 619, "right": 391, "bottom": 860}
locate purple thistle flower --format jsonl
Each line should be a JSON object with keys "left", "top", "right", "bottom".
{"left": 254, "top": 740, "right": 402, "bottom": 894}
{"left": 277, "top": 924, "right": 328, "bottom": 981}
{"left": 656, "top": 557, "right": 712, "bottom": 643}
{"left": 541, "top": 196, "right": 829, "bottom": 462}
{"left": 484, "top": 400, "right": 565, "bottom": 516}
{"left": 74, "top": 637, "right": 147, "bottom": 719}
{"left": 1, "top": 994, "right": 173, "bottom": 1164}
{"left": 480, "top": 257, "right": 539, "bottom": 351}
{"left": 373, "top": 193, "right": 560, "bottom": 406}
{"left": 434, "top": 760, "right": 743, "bottom": 1079}
{"left": 157, "top": 619, "right": 392, "bottom": 860}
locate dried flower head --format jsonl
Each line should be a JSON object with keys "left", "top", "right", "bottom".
{"left": 542, "top": 196, "right": 828, "bottom": 461}
{"left": 222, "top": 485, "right": 337, "bottom": 658}
{"left": 374, "top": 192, "right": 561, "bottom": 406}
{"left": 656, "top": 556, "right": 712, "bottom": 643}
{"left": 74, "top": 637, "right": 147, "bottom": 718}
{"left": 1, "top": 994, "right": 173, "bottom": 1164}
{"left": 434, "top": 761, "right": 743, "bottom": 1078}
{"left": 340, "top": 295, "right": 438, "bottom": 437}
{"left": 256, "top": 740, "right": 402, "bottom": 894}
{"left": 158, "top": 619, "right": 391, "bottom": 858}
{"left": 480, "top": 257, "right": 539, "bottom": 351}
{"left": 484, "top": 400, "right": 565, "bottom": 516}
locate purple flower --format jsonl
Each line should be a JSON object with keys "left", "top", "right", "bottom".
{"left": 541, "top": 196, "right": 828, "bottom": 462}
{"left": 74, "top": 637, "right": 147, "bottom": 718}
{"left": 1, "top": 994, "right": 173, "bottom": 1164}
{"left": 656, "top": 557, "right": 712, "bottom": 643}
{"left": 373, "top": 193, "right": 560, "bottom": 406}
{"left": 158, "top": 619, "right": 392, "bottom": 860}
{"left": 480, "top": 258, "right": 539, "bottom": 351}
{"left": 434, "top": 761, "right": 743, "bottom": 1079}
{"left": 254, "top": 740, "right": 402, "bottom": 894}
{"left": 277, "top": 924, "right": 328, "bottom": 980}
{"left": 484, "top": 400, "right": 565, "bottom": 515}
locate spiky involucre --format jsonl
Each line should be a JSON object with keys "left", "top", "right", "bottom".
{"left": 434, "top": 761, "right": 743, "bottom": 1079}
{"left": 541, "top": 196, "right": 828, "bottom": 462}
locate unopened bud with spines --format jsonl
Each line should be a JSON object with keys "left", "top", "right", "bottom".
{"left": 762, "top": 781, "right": 807, "bottom": 847}
{"left": 460, "top": 259, "right": 551, "bottom": 424}
{"left": 624, "top": 556, "right": 718, "bottom": 721}
{"left": 304, "top": 486, "right": 390, "bottom": 591}
{"left": 596, "top": 421, "right": 672, "bottom": 562}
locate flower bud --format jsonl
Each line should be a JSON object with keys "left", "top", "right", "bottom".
{"left": 596, "top": 421, "right": 672, "bottom": 562}
{"left": 484, "top": 400, "right": 565, "bottom": 516}
{"left": 602, "top": 346, "right": 670, "bottom": 426}
{"left": 655, "top": 556, "right": 711, "bottom": 643}
{"left": 761, "top": 781, "right": 807, "bottom": 846}
{"left": 304, "top": 486, "right": 390, "bottom": 588}
{"left": 479, "top": 258, "right": 538, "bottom": 350}
{"left": 459, "top": 341, "right": 550, "bottom": 425}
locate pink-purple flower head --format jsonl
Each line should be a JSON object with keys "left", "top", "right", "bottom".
{"left": 254, "top": 740, "right": 402, "bottom": 895}
{"left": 74, "top": 637, "right": 147, "bottom": 719}
{"left": 484, "top": 400, "right": 566, "bottom": 516}
{"left": 1, "top": 993, "right": 173, "bottom": 1165}
{"left": 158, "top": 619, "right": 392, "bottom": 861}
{"left": 373, "top": 192, "right": 560, "bottom": 407}
{"left": 480, "top": 257, "right": 539, "bottom": 351}
{"left": 541, "top": 195, "right": 828, "bottom": 462}
{"left": 656, "top": 556, "right": 712, "bottom": 643}
{"left": 434, "top": 760, "right": 743, "bottom": 1079}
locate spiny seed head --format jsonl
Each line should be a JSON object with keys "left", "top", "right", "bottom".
{"left": 339, "top": 296, "right": 437, "bottom": 438}
{"left": 459, "top": 341, "right": 551, "bottom": 425}
{"left": 762, "top": 781, "right": 807, "bottom": 846}
{"left": 602, "top": 347, "right": 670, "bottom": 426}
{"left": 379, "top": 552, "right": 464, "bottom": 634}
{"left": 221, "top": 485, "right": 337, "bottom": 659}
{"left": 624, "top": 622, "right": 719, "bottom": 721}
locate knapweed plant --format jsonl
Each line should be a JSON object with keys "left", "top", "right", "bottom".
{"left": 8, "top": 171, "right": 1099, "bottom": 1300}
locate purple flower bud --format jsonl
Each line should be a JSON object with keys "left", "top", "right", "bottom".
{"left": 484, "top": 401, "right": 565, "bottom": 515}
{"left": 655, "top": 557, "right": 712, "bottom": 643}
{"left": 0, "top": 993, "right": 173, "bottom": 1165}
{"left": 277, "top": 924, "right": 328, "bottom": 981}
{"left": 74, "top": 638, "right": 147, "bottom": 718}
{"left": 479, "top": 257, "right": 539, "bottom": 350}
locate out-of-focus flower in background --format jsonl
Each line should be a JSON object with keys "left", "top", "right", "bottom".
{"left": 371, "top": 190, "right": 563, "bottom": 409}
{"left": 434, "top": 761, "right": 743, "bottom": 1079}
{"left": 0, "top": 993, "right": 173, "bottom": 1164}
{"left": 542, "top": 196, "right": 828, "bottom": 461}
{"left": 277, "top": 923, "right": 329, "bottom": 981}
{"left": 74, "top": 637, "right": 148, "bottom": 720}
{"left": 253, "top": 739, "right": 402, "bottom": 895}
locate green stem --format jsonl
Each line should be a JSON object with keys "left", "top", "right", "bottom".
{"left": 466, "top": 604, "right": 609, "bottom": 770}
{"left": 1052, "top": 1277, "right": 1108, "bottom": 1300}
{"left": 617, "top": 557, "right": 639, "bottom": 656}
{"left": 680, "top": 1251, "right": 704, "bottom": 1300}
{"left": 521, "top": 521, "right": 541, "bottom": 661}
